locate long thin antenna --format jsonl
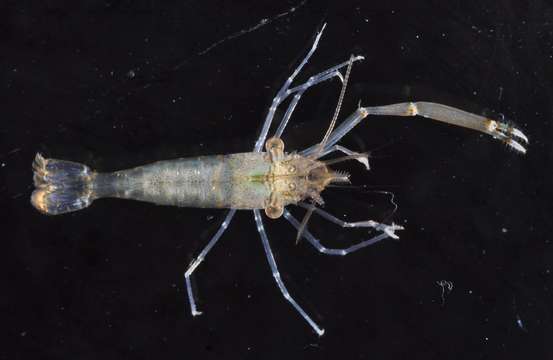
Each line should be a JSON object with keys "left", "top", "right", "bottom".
{"left": 311, "top": 54, "right": 356, "bottom": 158}
{"left": 296, "top": 203, "right": 315, "bottom": 244}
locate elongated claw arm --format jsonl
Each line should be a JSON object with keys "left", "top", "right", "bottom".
{"left": 301, "top": 102, "right": 529, "bottom": 156}
{"left": 392, "top": 102, "right": 529, "bottom": 153}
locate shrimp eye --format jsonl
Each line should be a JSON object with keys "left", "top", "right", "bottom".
{"left": 265, "top": 137, "right": 284, "bottom": 152}
{"left": 288, "top": 165, "right": 296, "bottom": 173}
{"left": 265, "top": 204, "right": 283, "bottom": 219}
{"left": 288, "top": 182, "right": 296, "bottom": 191}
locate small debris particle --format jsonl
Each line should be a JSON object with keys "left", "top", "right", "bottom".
{"left": 436, "top": 280, "right": 453, "bottom": 305}
{"left": 516, "top": 314, "right": 527, "bottom": 332}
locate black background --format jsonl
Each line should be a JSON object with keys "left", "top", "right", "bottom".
{"left": 3, "top": 0, "right": 552, "bottom": 359}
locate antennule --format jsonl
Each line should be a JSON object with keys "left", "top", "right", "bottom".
{"left": 330, "top": 170, "right": 350, "bottom": 183}
{"left": 322, "top": 153, "right": 369, "bottom": 166}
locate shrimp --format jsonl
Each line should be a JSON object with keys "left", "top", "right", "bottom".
{"left": 30, "top": 24, "right": 528, "bottom": 336}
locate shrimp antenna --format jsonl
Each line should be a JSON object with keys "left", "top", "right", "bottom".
{"left": 296, "top": 55, "right": 356, "bottom": 242}
{"left": 309, "top": 54, "right": 356, "bottom": 159}
{"left": 321, "top": 153, "right": 369, "bottom": 166}
{"left": 295, "top": 203, "right": 315, "bottom": 244}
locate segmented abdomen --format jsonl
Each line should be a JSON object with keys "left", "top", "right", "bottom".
{"left": 96, "top": 153, "right": 271, "bottom": 209}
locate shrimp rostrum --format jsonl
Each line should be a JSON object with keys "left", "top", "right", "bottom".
{"left": 31, "top": 24, "right": 528, "bottom": 336}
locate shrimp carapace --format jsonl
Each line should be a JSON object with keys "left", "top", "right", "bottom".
{"left": 262, "top": 136, "right": 350, "bottom": 219}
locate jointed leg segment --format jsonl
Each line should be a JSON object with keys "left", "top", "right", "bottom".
{"left": 302, "top": 102, "right": 528, "bottom": 156}
{"left": 254, "top": 24, "right": 326, "bottom": 152}
{"left": 273, "top": 59, "right": 364, "bottom": 139}
{"left": 301, "top": 107, "right": 369, "bottom": 156}
{"left": 253, "top": 209, "right": 325, "bottom": 336}
{"left": 297, "top": 203, "right": 404, "bottom": 239}
{"left": 283, "top": 209, "right": 396, "bottom": 256}
{"left": 184, "top": 210, "right": 236, "bottom": 316}
{"left": 316, "top": 144, "right": 370, "bottom": 169}
{"left": 274, "top": 90, "right": 305, "bottom": 139}
{"left": 254, "top": 23, "right": 364, "bottom": 149}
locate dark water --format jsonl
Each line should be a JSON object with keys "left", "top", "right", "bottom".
{"left": 3, "top": 1, "right": 552, "bottom": 359}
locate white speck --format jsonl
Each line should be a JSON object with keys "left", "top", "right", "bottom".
{"left": 20, "top": 331, "right": 27, "bottom": 337}
{"left": 364, "top": 18, "right": 369, "bottom": 23}
{"left": 127, "top": 70, "right": 136, "bottom": 78}
{"left": 516, "top": 314, "right": 527, "bottom": 332}
{"left": 1, "top": 162, "right": 5, "bottom": 167}
{"left": 473, "top": 90, "right": 478, "bottom": 95}
{"left": 501, "top": 227, "right": 508, "bottom": 233}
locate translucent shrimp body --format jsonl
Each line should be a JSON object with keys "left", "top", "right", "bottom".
{"left": 31, "top": 24, "right": 527, "bottom": 335}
